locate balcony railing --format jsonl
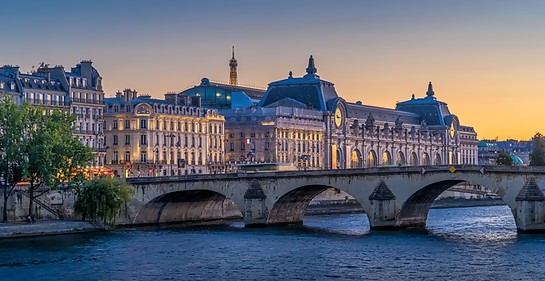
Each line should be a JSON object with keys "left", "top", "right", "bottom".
{"left": 24, "top": 98, "right": 70, "bottom": 107}
{"left": 71, "top": 98, "right": 104, "bottom": 104}
{"left": 74, "top": 129, "right": 102, "bottom": 135}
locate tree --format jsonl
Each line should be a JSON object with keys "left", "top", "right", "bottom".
{"left": 496, "top": 151, "right": 513, "bottom": 166}
{"left": 25, "top": 107, "right": 93, "bottom": 218}
{"left": 0, "top": 99, "right": 29, "bottom": 222}
{"left": 74, "top": 177, "right": 133, "bottom": 225}
{"left": 530, "top": 132, "right": 545, "bottom": 166}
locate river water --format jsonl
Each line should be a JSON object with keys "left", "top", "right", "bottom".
{"left": 1, "top": 205, "right": 545, "bottom": 281}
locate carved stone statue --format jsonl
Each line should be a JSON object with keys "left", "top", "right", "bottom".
{"left": 351, "top": 119, "right": 359, "bottom": 135}
{"left": 365, "top": 113, "right": 375, "bottom": 130}
{"left": 394, "top": 117, "right": 403, "bottom": 132}
{"left": 420, "top": 119, "right": 428, "bottom": 132}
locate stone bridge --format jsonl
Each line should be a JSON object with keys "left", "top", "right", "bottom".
{"left": 120, "top": 165, "right": 545, "bottom": 233}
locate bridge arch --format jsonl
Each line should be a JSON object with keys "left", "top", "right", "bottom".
{"left": 133, "top": 189, "right": 242, "bottom": 225}
{"left": 267, "top": 184, "right": 370, "bottom": 226}
{"left": 395, "top": 173, "right": 522, "bottom": 230}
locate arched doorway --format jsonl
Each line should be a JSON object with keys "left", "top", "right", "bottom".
{"left": 396, "top": 151, "right": 406, "bottom": 166}
{"left": 367, "top": 150, "right": 378, "bottom": 168}
{"left": 351, "top": 149, "right": 362, "bottom": 168}
{"left": 422, "top": 152, "right": 430, "bottom": 165}
{"left": 382, "top": 150, "right": 392, "bottom": 166}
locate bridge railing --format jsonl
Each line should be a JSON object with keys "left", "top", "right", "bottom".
{"left": 125, "top": 165, "right": 545, "bottom": 185}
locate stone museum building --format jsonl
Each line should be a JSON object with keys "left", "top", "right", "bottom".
{"left": 177, "top": 55, "right": 478, "bottom": 169}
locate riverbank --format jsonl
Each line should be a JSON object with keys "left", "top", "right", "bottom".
{"left": 305, "top": 197, "right": 506, "bottom": 216}
{"left": 0, "top": 220, "right": 105, "bottom": 239}
{"left": 430, "top": 197, "right": 505, "bottom": 209}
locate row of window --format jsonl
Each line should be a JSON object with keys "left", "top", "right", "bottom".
{"left": 24, "top": 92, "right": 66, "bottom": 103}
{"left": 108, "top": 104, "right": 212, "bottom": 116}
{"left": 108, "top": 118, "right": 223, "bottom": 133}
{"left": 109, "top": 134, "right": 221, "bottom": 147}
{"left": 73, "top": 106, "right": 103, "bottom": 117}
{"left": 70, "top": 91, "right": 103, "bottom": 102}
{"left": 111, "top": 151, "right": 222, "bottom": 165}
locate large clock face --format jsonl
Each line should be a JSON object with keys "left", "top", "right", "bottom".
{"left": 334, "top": 107, "right": 343, "bottom": 128}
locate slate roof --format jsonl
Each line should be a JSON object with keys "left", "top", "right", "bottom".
{"left": 265, "top": 97, "right": 309, "bottom": 109}
{"left": 395, "top": 82, "right": 453, "bottom": 126}
{"left": 347, "top": 102, "right": 421, "bottom": 125}
{"left": 258, "top": 56, "right": 339, "bottom": 111}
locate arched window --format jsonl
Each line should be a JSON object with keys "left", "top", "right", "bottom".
{"left": 396, "top": 151, "right": 406, "bottom": 166}
{"left": 422, "top": 152, "right": 430, "bottom": 165}
{"left": 382, "top": 151, "right": 392, "bottom": 166}
{"left": 367, "top": 150, "right": 378, "bottom": 168}
{"left": 351, "top": 149, "right": 362, "bottom": 168}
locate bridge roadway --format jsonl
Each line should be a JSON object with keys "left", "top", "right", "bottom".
{"left": 120, "top": 165, "right": 545, "bottom": 233}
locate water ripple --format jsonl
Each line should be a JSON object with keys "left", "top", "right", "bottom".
{"left": 2, "top": 206, "right": 545, "bottom": 281}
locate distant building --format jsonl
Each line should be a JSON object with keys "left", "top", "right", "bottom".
{"left": 0, "top": 61, "right": 106, "bottom": 167}
{"left": 221, "top": 106, "right": 325, "bottom": 169}
{"left": 177, "top": 48, "right": 266, "bottom": 110}
{"left": 478, "top": 139, "right": 531, "bottom": 165}
{"left": 0, "top": 64, "right": 69, "bottom": 108}
{"left": 221, "top": 55, "right": 478, "bottom": 169}
{"left": 458, "top": 125, "right": 479, "bottom": 165}
{"left": 104, "top": 89, "right": 225, "bottom": 177}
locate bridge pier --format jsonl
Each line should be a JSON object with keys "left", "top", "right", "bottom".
{"left": 368, "top": 181, "right": 399, "bottom": 230}
{"left": 243, "top": 180, "right": 268, "bottom": 227}
{"left": 515, "top": 178, "right": 545, "bottom": 233}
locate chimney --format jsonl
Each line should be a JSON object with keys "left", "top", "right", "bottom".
{"left": 164, "top": 93, "right": 179, "bottom": 104}
{"left": 80, "top": 60, "right": 93, "bottom": 80}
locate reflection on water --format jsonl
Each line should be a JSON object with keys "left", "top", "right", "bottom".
{"left": 1, "top": 205, "right": 545, "bottom": 281}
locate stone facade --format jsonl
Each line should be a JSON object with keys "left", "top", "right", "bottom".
{"left": 104, "top": 89, "right": 225, "bottom": 177}
{"left": 222, "top": 106, "right": 325, "bottom": 169}
{"left": 0, "top": 61, "right": 106, "bottom": 167}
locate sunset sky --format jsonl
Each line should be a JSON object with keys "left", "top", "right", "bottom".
{"left": 3, "top": 0, "right": 545, "bottom": 140}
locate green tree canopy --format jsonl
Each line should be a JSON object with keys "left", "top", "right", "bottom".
{"left": 25, "top": 107, "right": 93, "bottom": 216}
{"left": 74, "top": 177, "right": 133, "bottom": 225}
{"left": 496, "top": 151, "right": 513, "bottom": 166}
{"left": 0, "top": 98, "right": 29, "bottom": 222}
{"left": 530, "top": 132, "right": 545, "bottom": 166}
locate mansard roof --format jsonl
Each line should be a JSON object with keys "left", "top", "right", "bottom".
{"left": 395, "top": 82, "right": 453, "bottom": 126}
{"left": 265, "top": 97, "right": 309, "bottom": 109}
{"left": 258, "top": 56, "right": 339, "bottom": 111}
{"left": 347, "top": 102, "right": 421, "bottom": 125}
